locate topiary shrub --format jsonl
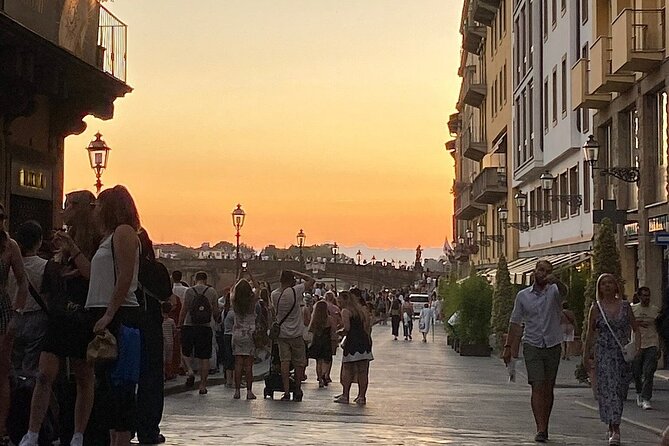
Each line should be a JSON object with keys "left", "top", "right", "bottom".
{"left": 456, "top": 274, "right": 493, "bottom": 345}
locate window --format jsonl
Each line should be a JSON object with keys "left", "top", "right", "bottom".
{"left": 521, "top": 5, "right": 527, "bottom": 74}
{"left": 503, "top": 64, "right": 507, "bottom": 103}
{"left": 528, "top": 1, "right": 533, "bottom": 69}
{"left": 552, "top": 0, "right": 557, "bottom": 27}
{"left": 543, "top": 188, "right": 551, "bottom": 224}
{"left": 583, "top": 161, "right": 591, "bottom": 213}
{"left": 522, "top": 89, "right": 527, "bottom": 162}
{"left": 569, "top": 165, "right": 579, "bottom": 215}
{"left": 528, "top": 82, "right": 534, "bottom": 154}
{"left": 537, "top": 187, "right": 544, "bottom": 226}
{"left": 561, "top": 0, "right": 566, "bottom": 14}
{"left": 501, "top": 0, "right": 507, "bottom": 35}
{"left": 514, "top": 19, "right": 520, "bottom": 85}
{"left": 581, "top": 0, "right": 588, "bottom": 24}
{"left": 551, "top": 176, "right": 560, "bottom": 221}
{"left": 561, "top": 57, "right": 567, "bottom": 117}
{"left": 658, "top": 92, "right": 667, "bottom": 168}
{"left": 552, "top": 67, "right": 558, "bottom": 125}
{"left": 544, "top": 79, "right": 549, "bottom": 132}
{"left": 581, "top": 45, "right": 590, "bottom": 133}
{"left": 492, "top": 81, "right": 496, "bottom": 117}
{"left": 530, "top": 189, "right": 537, "bottom": 228}
{"left": 543, "top": 0, "right": 548, "bottom": 39}
{"left": 559, "top": 173, "right": 568, "bottom": 218}
{"left": 515, "top": 97, "right": 521, "bottom": 167}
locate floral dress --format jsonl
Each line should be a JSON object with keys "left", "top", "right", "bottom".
{"left": 595, "top": 300, "right": 633, "bottom": 424}
{"left": 0, "top": 257, "right": 11, "bottom": 335}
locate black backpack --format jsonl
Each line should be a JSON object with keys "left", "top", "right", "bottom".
{"left": 190, "top": 286, "right": 213, "bottom": 325}
{"left": 137, "top": 229, "right": 172, "bottom": 303}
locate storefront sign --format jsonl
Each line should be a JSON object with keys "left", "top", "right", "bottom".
{"left": 649, "top": 215, "right": 669, "bottom": 233}
{"left": 655, "top": 232, "right": 669, "bottom": 245}
{"left": 624, "top": 222, "right": 639, "bottom": 239}
{"left": 11, "top": 161, "right": 52, "bottom": 200}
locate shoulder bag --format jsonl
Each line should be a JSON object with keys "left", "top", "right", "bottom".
{"left": 596, "top": 300, "right": 636, "bottom": 363}
{"left": 269, "top": 287, "right": 296, "bottom": 340}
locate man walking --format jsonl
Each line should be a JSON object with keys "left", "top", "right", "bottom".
{"left": 502, "top": 260, "right": 568, "bottom": 443}
{"left": 271, "top": 270, "right": 314, "bottom": 401}
{"left": 631, "top": 286, "right": 660, "bottom": 410}
{"left": 179, "top": 271, "right": 220, "bottom": 394}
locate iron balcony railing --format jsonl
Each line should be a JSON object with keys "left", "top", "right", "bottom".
{"left": 97, "top": 4, "right": 127, "bottom": 83}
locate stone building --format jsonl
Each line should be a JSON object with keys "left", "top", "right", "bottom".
{"left": 0, "top": 0, "right": 131, "bottom": 233}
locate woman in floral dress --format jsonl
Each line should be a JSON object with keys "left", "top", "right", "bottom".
{"left": 583, "top": 273, "right": 640, "bottom": 446}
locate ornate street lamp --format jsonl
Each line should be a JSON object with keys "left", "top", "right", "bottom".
{"left": 232, "top": 204, "right": 246, "bottom": 276}
{"left": 477, "top": 223, "right": 504, "bottom": 247}
{"left": 499, "top": 205, "right": 529, "bottom": 232}
{"left": 382, "top": 258, "right": 387, "bottom": 267}
{"left": 331, "top": 242, "right": 339, "bottom": 293}
{"left": 86, "top": 132, "right": 111, "bottom": 194}
{"left": 583, "top": 134, "right": 639, "bottom": 183}
{"left": 296, "top": 229, "right": 306, "bottom": 268}
{"left": 371, "top": 255, "right": 376, "bottom": 264}
{"left": 540, "top": 170, "right": 583, "bottom": 208}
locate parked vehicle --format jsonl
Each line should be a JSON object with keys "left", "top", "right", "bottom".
{"left": 409, "top": 293, "right": 430, "bottom": 316}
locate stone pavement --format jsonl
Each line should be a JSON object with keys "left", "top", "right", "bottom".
{"left": 157, "top": 326, "right": 663, "bottom": 445}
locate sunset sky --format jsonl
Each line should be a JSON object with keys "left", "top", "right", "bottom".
{"left": 64, "top": 0, "right": 462, "bottom": 257}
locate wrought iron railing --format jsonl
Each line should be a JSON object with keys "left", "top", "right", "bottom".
{"left": 97, "top": 4, "right": 127, "bottom": 82}
{"left": 629, "top": 9, "right": 665, "bottom": 52}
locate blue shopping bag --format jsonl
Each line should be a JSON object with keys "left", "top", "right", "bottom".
{"left": 111, "top": 325, "right": 142, "bottom": 387}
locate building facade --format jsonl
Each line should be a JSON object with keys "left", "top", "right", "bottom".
{"left": 0, "top": 1, "right": 131, "bottom": 234}
{"left": 451, "top": 0, "right": 515, "bottom": 277}
{"left": 573, "top": 0, "right": 669, "bottom": 304}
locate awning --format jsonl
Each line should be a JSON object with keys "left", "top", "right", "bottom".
{"left": 516, "top": 252, "right": 590, "bottom": 286}
{"left": 484, "top": 257, "right": 537, "bottom": 285}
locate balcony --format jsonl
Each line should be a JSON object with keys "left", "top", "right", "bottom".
{"left": 97, "top": 5, "right": 128, "bottom": 82}
{"left": 462, "top": 127, "right": 487, "bottom": 162}
{"left": 447, "top": 112, "right": 461, "bottom": 135}
{"left": 455, "top": 184, "right": 486, "bottom": 221}
{"left": 472, "top": 167, "right": 507, "bottom": 204}
{"left": 445, "top": 139, "right": 457, "bottom": 153}
{"left": 590, "top": 36, "right": 635, "bottom": 93}
{"left": 471, "top": 0, "right": 497, "bottom": 26}
{"left": 571, "top": 58, "right": 611, "bottom": 110}
{"left": 612, "top": 9, "right": 665, "bottom": 74}
{"left": 463, "top": 23, "right": 486, "bottom": 55}
{"left": 460, "top": 65, "right": 486, "bottom": 108}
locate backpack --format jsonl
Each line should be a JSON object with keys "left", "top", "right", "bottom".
{"left": 137, "top": 230, "right": 172, "bottom": 303}
{"left": 190, "top": 286, "right": 213, "bottom": 325}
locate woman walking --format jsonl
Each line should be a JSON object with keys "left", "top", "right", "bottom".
{"left": 0, "top": 203, "right": 28, "bottom": 446}
{"left": 19, "top": 191, "right": 101, "bottom": 446}
{"left": 307, "top": 300, "right": 335, "bottom": 388}
{"left": 389, "top": 296, "right": 401, "bottom": 341}
{"left": 561, "top": 301, "right": 576, "bottom": 360}
{"left": 221, "top": 292, "right": 235, "bottom": 387}
{"left": 418, "top": 303, "right": 433, "bottom": 343}
{"left": 334, "top": 291, "right": 373, "bottom": 405}
{"left": 231, "top": 279, "right": 256, "bottom": 400}
{"left": 583, "top": 273, "right": 640, "bottom": 446}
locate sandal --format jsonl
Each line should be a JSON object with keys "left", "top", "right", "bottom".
{"left": 356, "top": 397, "right": 366, "bottom": 405}
{"left": 246, "top": 392, "right": 257, "bottom": 400}
{"left": 233, "top": 390, "right": 241, "bottom": 399}
{"left": 333, "top": 395, "right": 349, "bottom": 404}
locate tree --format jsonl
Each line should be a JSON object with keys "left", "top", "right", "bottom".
{"left": 491, "top": 254, "right": 514, "bottom": 343}
{"left": 582, "top": 217, "right": 623, "bottom": 334}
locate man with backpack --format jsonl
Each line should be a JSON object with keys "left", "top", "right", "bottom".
{"left": 178, "top": 271, "right": 220, "bottom": 394}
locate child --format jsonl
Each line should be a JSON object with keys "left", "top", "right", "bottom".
{"left": 162, "top": 301, "right": 177, "bottom": 381}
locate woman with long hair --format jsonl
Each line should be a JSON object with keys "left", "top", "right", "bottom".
{"left": 583, "top": 273, "right": 640, "bottom": 446}
{"left": 308, "top": 300, "right": 335, "bottom": 388}
{"left": 334, "top": 291, "right": 373, "bottom": 405}
{"left": 19, "top": 190, "right": 102, "bottom": 446}
{"left": 69, "top": 185, "right": 141, "bottom": 446}
{"left": 0, "top": 203, "right": 28, "bottom": 446}
{"left": 231, "top": 279, "right": 256, "bottom": 400}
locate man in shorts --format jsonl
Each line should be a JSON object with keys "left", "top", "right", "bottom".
{"left": 502, "top": 260, "right": 568, "bottom": 443}
{"left": 179, "top": 271, "right": 219, "bottom": 394}
{"left": 271, "top": 270, "right": 314, "bottom": 401}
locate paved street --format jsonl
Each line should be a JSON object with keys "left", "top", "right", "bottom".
{"left": 158, "top": 326, "right": 663, "bottom": 445}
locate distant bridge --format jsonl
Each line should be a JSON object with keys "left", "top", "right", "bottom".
{"left": 159, "top": 258, "right": 420, "bottom": 293}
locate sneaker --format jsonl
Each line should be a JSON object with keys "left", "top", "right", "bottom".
{"left": 608, "top": 432, "right": 620, "bottom": 445}
{"left": 534, "top": 431, "right": 547, "bottom": 443}
{"left": 642, "top": 400, "right": 652, "bottom": 410}
{"left": 280, "top": 392, "right": 291, "bottom": 401}
{"left": 18, "top": 432, "right": 38, "bottom": 446}
{"left": 333, "top": 395, "right": 349, "bottom": 404}
{"left": 636, "top": 394, "right": 643, "bottom": 407}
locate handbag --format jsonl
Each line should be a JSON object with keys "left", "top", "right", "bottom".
{"left": 86, "top": 329, "right": 118, "bottom": 364}
{"left": 269, "top": 288, "right": 296, "bottom": 340}
{"left": 596, "top": 300, "right": 636, "bottom": 363}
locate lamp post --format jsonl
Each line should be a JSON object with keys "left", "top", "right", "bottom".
{"left": 86, "top": 132, "right": 111, "bottom": 194}
{"left": 296, "top": 229, "right": 306, "bottom": 269}
{"left": 356, "top": 250, "right": 362, "bottom": 288}
{"left": 232, "top": 204, "right": 246, "bottom": 277}
{"left": 540, "top": 170, "right": 583, "bottom": 208}
{"left": 498, "top": 192, "right": 531, "bottom": 232}
{"left": 583, "top": 134, "right": 639, "bottom": 183}
{"left": 477, "top": 223, "right": 504, "bottom": 246}
{"left": 331, "top": 242, "right": 339, "bottom": 293}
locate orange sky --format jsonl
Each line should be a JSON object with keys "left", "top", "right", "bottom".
{"left": 64, "top": 0, "right": 461, "bottom": 251}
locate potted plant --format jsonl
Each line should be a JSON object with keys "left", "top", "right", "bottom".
{"left": 455, "top": 274, "right": 493, "bottom": 357}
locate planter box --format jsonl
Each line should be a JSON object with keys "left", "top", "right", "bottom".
{"left": 459, "top": 343, "right": 491, "bottom": 357}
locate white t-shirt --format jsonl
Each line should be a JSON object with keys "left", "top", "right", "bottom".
{"left": 172, "top": 283, "right": 188, "bottom": 303}
{"left": 9, "top": 256, "right": 48, "bottom": 313}
{"left": 271, "top": 283, "right": 305, "bottom": 339}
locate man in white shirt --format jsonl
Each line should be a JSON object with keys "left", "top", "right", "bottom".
{"left": 271, "top": 270, "right": 314, "bottom": 401}
{"left": 631, "top": 286, "right": 661, "bottom": 410}
{"left": 171, "top": 270, "right": 189, "bottom": 304}
{"left": 9, "top": 221, "right": 48, "bottom": 376}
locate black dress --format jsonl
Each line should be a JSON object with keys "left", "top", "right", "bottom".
{"left": 342, "top": 315, "right": 373, "bottom": 363}
{"left": 308, "top": 327, "right": 333, "bottom": 361}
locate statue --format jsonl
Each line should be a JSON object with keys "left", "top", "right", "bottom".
{"left": 415, "top": 245, "right": 422, "bottom": 264}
